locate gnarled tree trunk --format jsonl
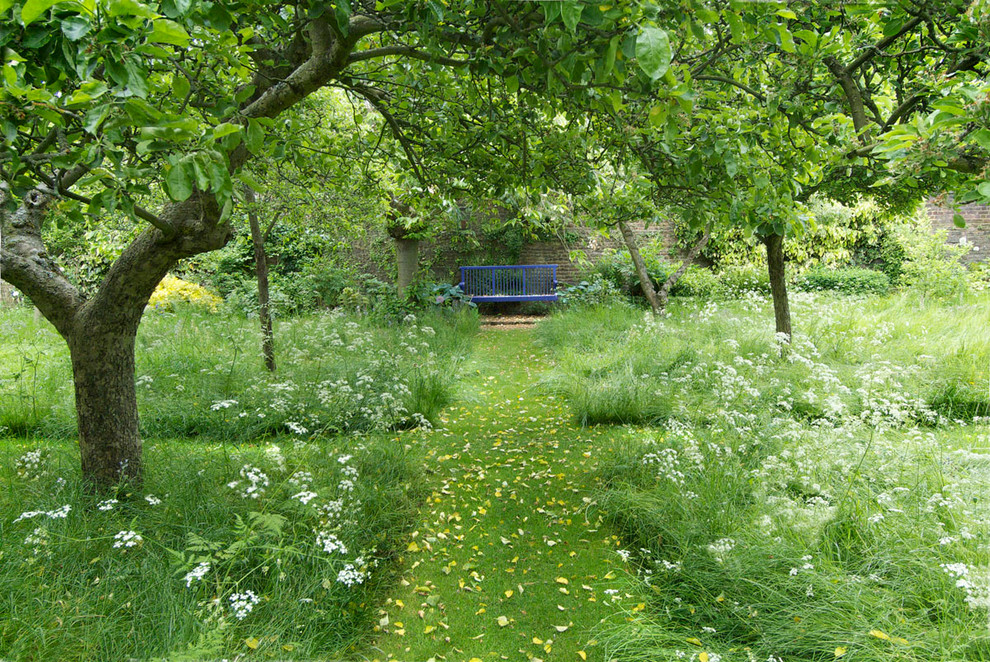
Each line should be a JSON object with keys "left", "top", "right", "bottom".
{"left": 69, "top": 323, "right": 142, "bottom": 486}
{"left": 617, "top": 220, "right": 660, "bottom": 315}
{"left": 763, "top": 232, "right": 792, "bottom": 341}
{"left": 1, "top": 185, "right": 231, "bottom": 490}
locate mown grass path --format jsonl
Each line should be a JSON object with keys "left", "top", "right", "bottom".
{"left": 367, "top": 328, "right": 642, "bottom": 662}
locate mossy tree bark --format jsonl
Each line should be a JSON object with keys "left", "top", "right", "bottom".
{"left": 395, "top": 238, "right": 420, "bottom": 297}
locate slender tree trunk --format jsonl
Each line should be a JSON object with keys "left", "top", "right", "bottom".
{"left": 396, "top": 238, "right": 419, "bottom": 297}
{"left": 763, "top": 233, "right": 792, "bottom": 341}
{"left": 657, "top": 226, "right": 711, "bottom": 311}
{"left": 617, "top": 220, "right": 660, "bottom": 315}
{"left": 68, "top": 327, "right": 142, "bottom": 488}
{"left": 245, "top": 188, "right": 276, "bottom": 372}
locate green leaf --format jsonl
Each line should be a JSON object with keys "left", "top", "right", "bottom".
{"left": 166, "top": 159, "right": 194, "bottom": 201}
{"left": 776, "top": 9, "right": 797, "bottom": 20}
{"left": 109, "top": 0, "right": 155, "bottom": 18}
{"left": 0, "top": 0, "right": 13, "bottom": 14}
{"left": 636, "top": 27, "right": 671, "bottom": 80}
{"left": 123, "top": 59, "right": 149, "bottom": 98}
{"left": 724, "top": 11, "right": 744, "bottom": 43}
{"left": 971, "top": 128, "right": 990, "bottom": 151}
{"left": 172, "top": 73, "right": 190, "bottom": 100}
{"left": 21, "top": 0, "right": 63, "bottom": 24}
{"left": 212, "top": 122, "right": 241, "bottom": 140}
{"left": 245, "top": 119, "right": 264, "bottom": 153}
{"left": 648, "top": 105, "right": 666, "bottom": 128}
{"left": 561, "top": 1, "right": 583, "bottom": 34}
{"left": 149, "top": 19, "right": 190, "bottom": 47}
{"left": 61, "top": 16, "right": 92, "bottom": 40}
{"left": 953, "top": 213, "right": 966, "bottom": 228}
{"left": 979, "top": 182, "right": 990, "bottom": 199}
{"left": 505, "top": 75, "right": 519, "bottom": 94}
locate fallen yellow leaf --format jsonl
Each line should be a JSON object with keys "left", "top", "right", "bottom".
{"left": 406, "top": 541, "right": 420, "bottom": 552}
{"left": 505, "top": 590, "right": 514, "bottom": 598}
{"left": 497, "top": 615, "right": 510, "bottom": 627}
{"left": 244, "top": 637, "right": 260, "bottom": 650}
{"left": 686, "top": 637, "right": 703, "bottom": 647}
{"left": 424, "top": 625, "right": 436, "bottom": 634}
{"left": 533, "top": 637, "right": 544, "bottom": 645}
{"left": 699, "top": 653, "right": 709, "bottom": 662}
{"left": 577, "top": 652, "right": 587, "bottom": 660}
{"left": 556, "top": 577, "right": 569, "bottom": 584}
{"left": 869, "top": 629, "right": 891, "bottom": 641}
{"left": 834, "top": 647, "right": 848, "bottom": 658}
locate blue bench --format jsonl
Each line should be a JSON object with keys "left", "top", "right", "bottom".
{"left": 459, "top": 265, "right": 559, "bottom": 302}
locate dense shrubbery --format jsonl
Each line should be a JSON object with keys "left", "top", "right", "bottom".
{"left": 797, "top": 265, "right": 891, "bottom": 295}
{"left": 593, "top": 248, "right": 719, "bottom": 301}
{"left": 539, "top": 293, "right": 990, "bottom": 662}
{"left": 0, "top": 307, "right": 478, "bottom": 441}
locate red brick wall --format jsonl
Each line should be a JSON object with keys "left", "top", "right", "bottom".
{"left": 926, "top": 200, "right": 990, "bottom": 264}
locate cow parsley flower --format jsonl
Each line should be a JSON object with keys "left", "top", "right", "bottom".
{"left": 229, "top": 590, "right": 260, "bottom": 620}
{"left": 183, "top": 561, "right": 211, "bottom": 587}
{"left": 112, "top": 530, "right": 142, "bottom": 548}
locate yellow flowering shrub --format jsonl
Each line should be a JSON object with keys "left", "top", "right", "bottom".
{"left": 148, "top": 275, "right": 222, "bottom": 313}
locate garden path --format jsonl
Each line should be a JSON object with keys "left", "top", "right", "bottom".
{"left": 368, "top": 328, "right": 644, "bottom": 662}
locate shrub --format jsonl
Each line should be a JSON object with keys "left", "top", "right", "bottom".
{"left": 147, "top": 275, "right": 222, "bottom": 312}
{"left": 715, "top": 262, "right": 770, "bottom": 296}
{"left": 897, "top": 224, "right": 971, "bottom": 300}
{"left": 558, "top": 275, "right": 628, "bottom": 308}
{"left": 798, "top": 266, "right": 891, "bottom": 295}
{"left": 592, "top": 249, "right": 717, "bottom": 301}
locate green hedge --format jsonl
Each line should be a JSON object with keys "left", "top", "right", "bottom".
{"left": 798, "top": 266, "right": 890, "bottom": 295}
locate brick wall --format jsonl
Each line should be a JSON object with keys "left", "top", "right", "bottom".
{"left": 518, "top": 218, "right": 684, "bottom": 285}
{"left": 926, "top": 200, "right": 990, "bottom": 264}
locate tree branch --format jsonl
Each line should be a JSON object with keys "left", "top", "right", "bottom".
{"left": 348, "top": 45, "right": 468, "bottom": 66}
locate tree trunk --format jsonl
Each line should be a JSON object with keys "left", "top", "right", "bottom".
{"left": 68, "top": 327, "right": 142, "bottom": 488}
{"left": 657, "top": 226, "right": 711, "bottom": 311}
{"left": 245, "top": 188, "right": 276, "bottom": 373}
{"left": 617, "top": 220, "right": 660, "bottom": 315}
{"left": 2, "top": 186, "right": 232, "bottom": 491}
{"left": 396, "top": 238, "right": 420, "bottom": 297}
{"left": 763, "top": 233, "right": 792, "bottom": 341}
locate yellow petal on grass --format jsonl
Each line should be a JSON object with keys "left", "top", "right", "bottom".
{"left": 244, "top": 637, "right": 260, "bottom": 650}
{"left": 869, "top": 629, "right": 891, "bottom": 641}
{"left": 686, "top": 638, "right": 703, "bottom": 647}
{"left": 555, "top": 577, "right": 569, "bottom": 584}
{"left": 699, "top": 653, "right": 709, "bottom": 662}
{"left": 533, "top": 637, "right": 544, "bottom": 645}
{"left": 505, "top": 590, "right": 514, "bottom": 598}
{"left": 497, "top": 615, "right": 510, "bottom": 627}
{"left": 406, "top": 541, "right": 420, "bottom": 552}
{"left": 470, "top": 658, "right": 483, "bottom": 662}
{"left": 577, "top": 652, "right": 587, "bottom": 660}
{"left": 834, "top": 647, "right": 848, "bottom": 658}
{"left": 423, "top": 625, "right": 436, "bottom": 634}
